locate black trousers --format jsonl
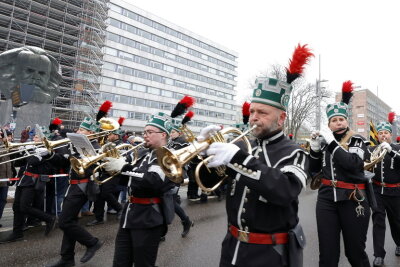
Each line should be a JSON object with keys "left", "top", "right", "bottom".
{"left": 113, "top": 225, "right": 164, "bottom": 267}
{"left": 372, "top": 193, "right": 400, "bottom": 258}
{"left": 316, "top": 197, "right": 371, "bottom": 267}
{"left": 219, "top": 232, "right": 287, "bottom": 267}
{"left": 93, "top": 181, "right": 122, "bottom": 221}
{"left": 13, "top": 186, "right": 53, "bottom": 235}
{"left": 58, "top": 185, "right": 98, "bottom": 260}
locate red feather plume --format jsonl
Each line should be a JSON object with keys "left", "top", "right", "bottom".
{"left": 179, "top": 95, "right": 196, "bottom": 108}
{"left": 287, "top": 44, "right": 314, "bottom": 75}
{"left": 242, "top": 102, "right": 250, "bottom": 116}
{"left": 99, "top": 100, "right": 112, "bottom": 112}
{"left": 388, "top": 112, "right": 396, "bottom": 124}
{"left": 118, "top": 116, "right": 125, "bottom": 126}
{"left": 182, "top": 110, "right": 195, "bottom": 125}
{"left": 52, "top": 117, "right": 63, "bottom": 125}
{"left": 342, "top": 81, "right": 354, "bottom": 93}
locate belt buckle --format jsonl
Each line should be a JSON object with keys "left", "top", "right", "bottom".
{"left": 238, "top": 229, "right": 249, "bottom": 243}
{"left": 381, "top": 182, "right": 386, "bottom": 187}
{"left": 331, "top": 180, "right": 337, "bottom": 187}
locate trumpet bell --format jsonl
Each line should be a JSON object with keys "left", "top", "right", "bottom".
{"left": 156, "top": 147, "right": 184, "bottom": 183}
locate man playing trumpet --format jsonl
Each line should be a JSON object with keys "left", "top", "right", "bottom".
{"left": 197, "top": 45, "right": 312, "bottom": 267}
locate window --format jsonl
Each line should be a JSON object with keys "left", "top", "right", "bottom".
{"left": 163, "top": 65, "right": 174, "bottom": 73}
{"left": 120, "top": 96, "right": 130, "bottom": 104}
{"left": 119, "top": 51, "right": 133, "bottom": 61}
{"left": 164, "top": 78, "right": 174, "bottom": 85}
{"left": 113, "top": 110, "right": 128, "bottom": 118}
{"left": 177, "top": 45, "right": 188, "bottom": 53}
{"left": 109, "top": 18, "right": 120, "bottom": 28}
{"left": 161, "top": 90, "right": 173, "bottom": 97}
{"left": 148, "top": 87, "right": 160, "bottom": 95}
{"left": 216, "top": 102, "right": 223, "bottom": 108}
{"left": 134, "top": 112, "right": 146, "bottom": 120}
{"left": 132, "top": 84, "right": 146, "bottom": 92}
{"left": 103, "top": 62, "right": 116, "bottom": 71}
{"left": 115, "top": 80, "right": 131, "bottom": 89}
{"left": 135, "top": 98, "right": 145, "bottom": 107}
{"left": 109, "top": 4, "right": 122, "bottom": 14}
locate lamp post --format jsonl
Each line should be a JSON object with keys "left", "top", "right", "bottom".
{"left": 315, "top": 55, "right": 328, "bottom": 131}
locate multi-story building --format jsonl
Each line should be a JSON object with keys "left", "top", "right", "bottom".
{"left": 101, "top": 0, "right": 238, "bottom": 133}
{"left": 0, "top": 0, "right": 109, "bottom": 128}
{"left": 335, "top": 89, "right": 392, "bottom": 138}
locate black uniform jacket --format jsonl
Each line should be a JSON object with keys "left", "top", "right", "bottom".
{"left": 225, "top": 131, "right": 308, "bottom": 234}
{"left": 309, "top": 134, "right": 369, "bottom": 202}
{"left": 119, "top": 149, "right": 175, "bottom": 229}
{"left": 372, "top": 143, "right": 400, "bottom": 196}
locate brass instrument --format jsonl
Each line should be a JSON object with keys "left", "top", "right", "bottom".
{"left": 364, "top": 142, "right": 388, "bottom": 170}
{"left": 157, "top": 125, "right": 255, "bottom": 192}
{"left": 91, "top": 142, "right": 145, "bottom": 184}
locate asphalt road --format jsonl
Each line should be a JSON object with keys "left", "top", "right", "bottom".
{"left": 1, "top": 187, "right": 400, "bottom": 267}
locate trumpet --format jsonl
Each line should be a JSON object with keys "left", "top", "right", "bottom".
{"left": 156, "top": 125, "right": 255, "bottom": 192}
{"left": 91, "top": 142, "right": 145, "bottom": 184}
{"left": 364, "top": 142, "right": 388, "bottom": 170}
{"left": 70, "top": 142, "right": 144, "bottom": 177}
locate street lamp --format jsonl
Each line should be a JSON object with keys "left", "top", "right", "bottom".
{"left": 315, "top": 79, "right": 328, "bottom": 131}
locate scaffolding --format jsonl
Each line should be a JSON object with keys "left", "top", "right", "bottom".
{"left": 0, "top": 0, "right": 108, "bottom": 128}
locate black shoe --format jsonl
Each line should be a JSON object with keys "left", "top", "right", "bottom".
{"left": 80, "top": 239, "right": 104, "bottom": 263}
{"left": 199, "top": 194, "right": 207, "bottom": 203}
{"left": 160, "top": 236, "right": 166, "bottom": 242}
{"left": 45, "top": 216, "right": 57, "bottom": 236}
{"left": 0, "top": 233, "right": 23, "bottom": 244}
{"left": 396, "top": 246, "right": 400, "bottom": 256}
{"left": 181, "top": 218, "right": 194, "bottom": 237}
{"left": 86, "top": 219, "right": 104, "bottom": 227}
{"left": 45, "top": 258, "right": 75, "bottom": 267}
{"left": 0, "top": 223, "right": 2, "bottom": 227}
{"left": 373, "top": 257, "right": 384, "bottom": 266}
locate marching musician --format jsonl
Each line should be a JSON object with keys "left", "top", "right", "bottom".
{"left": 309, "top": 81, "right": 371, "bottom": 266}
{"left": 87, "top": 123, "right": 124, "bottom": 226}
{"left": 46, "top": 101, "right": 112, "bottom": 267}
{"left": 370, "top": 121, "right": 400, "bottom": 267}
{"left": 0, "top": 130, "right": 58, "bottom": 244}
{"left": 197, "top": 45, "right": 312, "bottom": 267}
{"left": 102, "top": 112, "right": 175, "bottom": 267}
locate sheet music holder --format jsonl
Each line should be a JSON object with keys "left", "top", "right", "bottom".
{"left": 67, "top": 133, "right": 97, "bottom": 157}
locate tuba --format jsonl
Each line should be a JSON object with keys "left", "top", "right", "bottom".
{"left": 157, "top": 125, "right": 255, "bottom": 192}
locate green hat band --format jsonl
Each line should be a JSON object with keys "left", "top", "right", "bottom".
{"left": 326, "top": 102, "right": 348, "bottom": 120}
{"left": 80, "top": 117, "right": 100, "bottom": 132}
{"left": 376, "top": 121, "right": 392, "bottom": 133}
{"left": 146, "top": 112, "right": 172, "bottom": 134}
{"left": 170, "top": 119, "right": 181, "bottom": 133}
{"left": 251, "top": 77, "right": 292, "bottom": 111}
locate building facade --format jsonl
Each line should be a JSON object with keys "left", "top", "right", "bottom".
{"left": 101, "top": 0, "right": 238, "bottom": 133}
{"left": 335, "top": 89, "right": 392, "bottom": 138}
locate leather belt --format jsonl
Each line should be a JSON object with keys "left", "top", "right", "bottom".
{"left": 24, "top": 171, "right": 40, "bottom": 178}
{"left": 321, "top": 178, "right": 366, "bottom": 190}
{"left": 129, "top": 196, "right": 161, "bottom": 204}
{"left": 229, "top": 225, "right": 288, "bottom": 245}
{"left": 373, "top": 180, "right": 400, "bottom": 188}
{"left": 70, "top": 179, "right": 89, "bottom": 184}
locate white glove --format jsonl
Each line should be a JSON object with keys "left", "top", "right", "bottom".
{"left": 103, "top": 157, "right": 126, "bottom": 174}
{"left": 319, "top": 129, "right": 335, "bottom": 145}
{"left": 35, "top": 147, "right": 49, "bottom": 157}
{"left": 197, "top": 125, "right": 222, "bottom": 142}
{"left": 310, "top": 131, "right": 322, "bottom": 152}
{"left": 205, "top": 142, "right": 240, "bottom": 168}
{"left": 380, "top": 142, "right": 392, "bottom": 153}
{"left": 25, "top": 145, "right": 36, "bottom": 151}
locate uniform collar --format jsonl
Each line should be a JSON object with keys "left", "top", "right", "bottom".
{"left": 257, "top": 131, "right": 284, "bottom": 145}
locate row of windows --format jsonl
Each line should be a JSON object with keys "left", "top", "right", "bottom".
{"left": 105, "top": 45, "right": 234, "bottom": 81}
{"left": 101, "top": 76, "right": 234, "bottom": 103}
{"left": 107, "top": 18, "right": 235, "bottom": 72}
{"left": 102, "top": 60, "right": 234, "bottom": 95}
{"left": 101, "top": 92, "right": 235, "bottom": 121}
{"left": 104, "top": 49, "right": 233, "bottom": 90}
{"left": 108, "top": 3, "right": 236, "bottom": 62}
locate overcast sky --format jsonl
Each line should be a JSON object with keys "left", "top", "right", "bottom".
{"left": 128, "top": 0, "right": 399, "bottom": 114}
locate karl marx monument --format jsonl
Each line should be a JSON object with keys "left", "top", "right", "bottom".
{"left": 0, "top": 46, "right": 62, "bottom": 138}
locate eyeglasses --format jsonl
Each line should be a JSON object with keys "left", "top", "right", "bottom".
{"left": 142, "top": 130, "right": 164, "bottom": 136}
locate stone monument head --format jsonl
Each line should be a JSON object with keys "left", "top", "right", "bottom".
{"left": 0, "top": 46, "right": 62, "bottom": 104}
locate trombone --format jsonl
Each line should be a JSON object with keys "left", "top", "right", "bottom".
{"left": 91, "top": 142, "right": 145, "bottom": 184}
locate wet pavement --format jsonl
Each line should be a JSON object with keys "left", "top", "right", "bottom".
{"left": 1, "top": 187, "right": 400, "bottom": 266}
